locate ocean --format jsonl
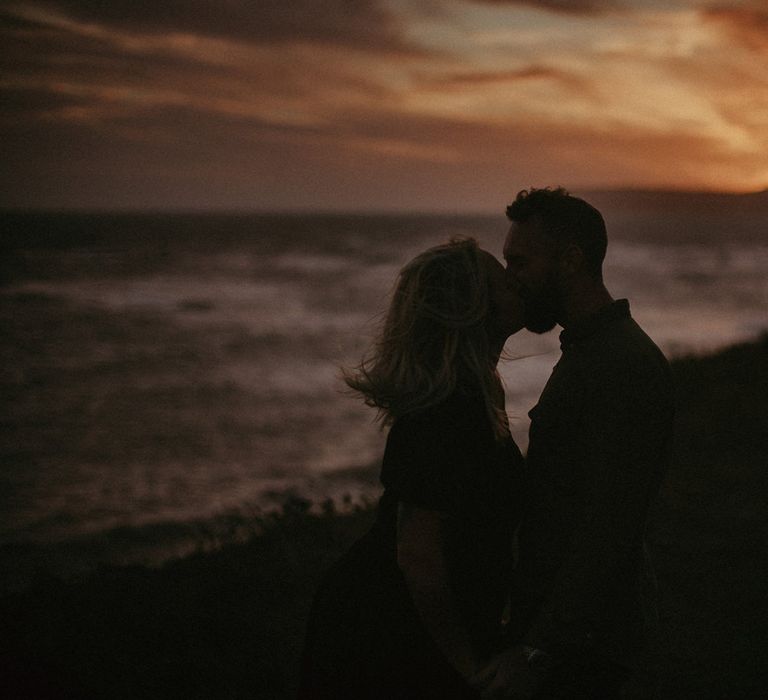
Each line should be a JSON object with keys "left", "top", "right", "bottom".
{"left": 2, "top": 197, "right": 767, "bottom": 585}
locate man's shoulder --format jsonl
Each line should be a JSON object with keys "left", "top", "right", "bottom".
{"left": 564, "top": 317, "right": 672, "bottom": 405}
{"left": 588, "top": 316, "right": 668, "bottom": 370}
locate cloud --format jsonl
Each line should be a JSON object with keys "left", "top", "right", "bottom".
{"left": 2, "top": 0, "right": 767, "bottom": 210}
{"left": 0, "top": 0, "right": 418, "bottom": 52}
{"left": 5, "top": 95, "right": 761, "bottom": 211}
{"left": 467, "top": 0, "right": 624, "bottom": 15}
{"left": 702, "top": 4, "right": 768, "bottom": 55}
{"left": 0, "top": 0, "right": 410, "bottom": 137}
{"left": 424, "top": 65, "right": 573, "bottom": 85}
{"left": 413, "top": 65, "right": 593, "bottom": 96}
{"left": 0, "top": 0, "right": 430, "bottom": 140}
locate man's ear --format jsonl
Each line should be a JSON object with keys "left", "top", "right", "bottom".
{"left": 559, "top": 243, "right": 585, "bottom": 276}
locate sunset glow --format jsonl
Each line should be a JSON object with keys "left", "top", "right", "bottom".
{"left": 2, "top": 0, "right": 767, "bottom": 211}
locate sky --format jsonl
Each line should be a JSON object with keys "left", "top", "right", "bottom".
{"left": 1, "top": 0, "right": 767, "bottom": 212}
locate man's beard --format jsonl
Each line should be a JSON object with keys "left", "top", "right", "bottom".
{"left": 522, "top": 273, "right": 560, "bottom": 334}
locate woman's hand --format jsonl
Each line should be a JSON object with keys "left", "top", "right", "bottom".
{"left": 469, "top": 645, "right": 538, "bottom": 699}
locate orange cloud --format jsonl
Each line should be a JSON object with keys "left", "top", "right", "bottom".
{"left": 415, "top": 65, "right": 587, "bottom": 88}
{"left": 703, "top": 4, "right": 768, "bottom": 55}
{"left": 1, "top": 0, "right": 766, "bottom": 210}
{"left": 468, "top": 0, "right": 622, "bottom": 15}
{"left": 2, "top": 84, "right": 764, "bottom": 212}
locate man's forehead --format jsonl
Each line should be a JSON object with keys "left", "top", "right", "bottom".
{"left": 505, "top": 220, "right": 544, "bottom": 253}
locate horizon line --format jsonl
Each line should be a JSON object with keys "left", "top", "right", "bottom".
{"left": 2, "top": 185, "right": 767, "bottom": 218}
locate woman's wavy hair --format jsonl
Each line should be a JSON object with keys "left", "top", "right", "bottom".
{"left": 344, "top": 237, "right": 509, "bottom": 440}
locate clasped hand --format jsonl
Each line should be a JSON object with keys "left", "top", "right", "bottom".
{"left": 469, "top": 645, "right": 538, "bottom": 699}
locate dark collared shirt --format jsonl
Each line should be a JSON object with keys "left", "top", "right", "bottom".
{"left": 517, "top": 299, "right": 674, "bottom": 665}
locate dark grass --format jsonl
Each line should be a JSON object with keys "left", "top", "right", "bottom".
{"left": 1, "top": 336, "right": 767, "bottom": 699}
{"left": 647, "top": 335, "right": 768, "bottom": 698}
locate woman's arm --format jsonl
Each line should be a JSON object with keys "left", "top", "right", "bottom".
{"left": 396, "top": 501, "right": 480, "bottom": 681}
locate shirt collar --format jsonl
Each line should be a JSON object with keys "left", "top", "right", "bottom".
{"left": 558, "top": 299, "right": 631, "bottom": 350}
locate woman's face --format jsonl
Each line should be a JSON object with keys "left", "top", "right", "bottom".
{"left": 481, "top": 250, "right": 525, "bottom": 343}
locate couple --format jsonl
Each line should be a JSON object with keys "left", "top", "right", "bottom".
{"left": 299, "top": 188, "right": 674, "bottom": 699}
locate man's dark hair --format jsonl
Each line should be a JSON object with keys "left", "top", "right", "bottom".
{"left": 506, "top": 187, "right": 607, "bottom": 278}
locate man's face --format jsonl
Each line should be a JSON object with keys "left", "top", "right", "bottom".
{"left": 479, "top": 250, "right": 525, "bottom": 343}
{"left": 503, "top": 217, "right": 561, "bottom": 333}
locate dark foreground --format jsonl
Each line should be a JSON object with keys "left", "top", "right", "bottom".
{"left": 2, "top": 336, "right": 767, "bottom": 699}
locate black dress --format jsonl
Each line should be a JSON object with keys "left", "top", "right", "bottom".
{"left": 299, "top": 389, "right": 524, "bottom": 699}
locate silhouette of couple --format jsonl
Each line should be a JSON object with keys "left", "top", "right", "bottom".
{"left": 299, "top": 188, "right": 674, "bottom": 699}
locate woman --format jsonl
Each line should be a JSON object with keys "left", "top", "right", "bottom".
{"left": 299, "top": 238, "right": 526, "bottom": 698}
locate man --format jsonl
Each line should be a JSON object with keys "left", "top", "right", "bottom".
{"left": 482, "top": 188, "right": 674, "bottom": 698}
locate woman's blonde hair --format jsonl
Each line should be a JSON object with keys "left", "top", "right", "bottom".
{"left": 344, "top": 237, "right": 509, "bottom": 439}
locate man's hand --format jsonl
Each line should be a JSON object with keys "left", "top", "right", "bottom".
{"left": 468, "top": 645, "right": 538, "bottom": 699}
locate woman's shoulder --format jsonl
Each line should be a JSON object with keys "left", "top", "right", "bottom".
{"left": 396, "top": 388, "right": 486, "bottom": 436}
{"left": 385, "top": 389, "right": 504, "bottom": 474}
{"left": 426, "top": 379, "right": 489, "bottom": 417}
{"left": 381, "top": 389, "right": 522, "bottom": 515}
{"left": 381, "top": 392, "right": 487, "bottom": 509}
